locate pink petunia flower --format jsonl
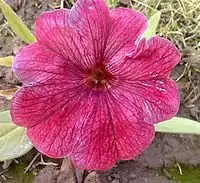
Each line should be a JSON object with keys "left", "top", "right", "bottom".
{"left": 11, "top": 0, "right": 180, "bottom": 170}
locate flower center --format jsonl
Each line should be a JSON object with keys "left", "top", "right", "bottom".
{"left": 86, "top": 66, "right": 112, "bottom": 89}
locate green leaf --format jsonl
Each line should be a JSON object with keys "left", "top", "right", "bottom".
{"left": 155, "top": 117, "right": 200, "bottom": 135}
{"left": 0, "top": 111, "right": 33, "bottom": 161}
{"left": 0, "top": 0, "right": 36, "bottom": 43}
{"left": 144, "top": 11, "right": 161, "bottom": 39}
{"left": 0, "top": 110, "right": 12, "bottom": 123}
{"left": 105, "top": 0, "right": 118, "bottom": 7}
{"left": 0, "top": 56, "right": 13, "bottom": 67}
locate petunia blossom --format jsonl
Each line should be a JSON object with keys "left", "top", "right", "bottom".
{"left": 11, "top": 0, "right": 180, "bottom": 170}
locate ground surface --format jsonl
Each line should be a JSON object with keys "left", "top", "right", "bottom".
{"left": 0, "top": 0, "right": 200, "bottom": 182}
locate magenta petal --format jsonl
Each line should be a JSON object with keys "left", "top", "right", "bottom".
{"left": 26, "top": 112, "right": 75, "bottom": 158}
{"left": 105, "top": 37, "right": 180, "bottom": 125}
{"left": 134, "top": 36, "right": 181, "bottom": 78}
{"left": 13, "top": 43, "right": 67, "bottom": 84}
{"left": 11, "top": 82, "right": 82, "bottom": 127}
{"left": 112, "top": 36, "right": 181, "bottom": 79}
{"left": 70, "top": 93, "right": 154, "bottom": 170}
{"left": 72, "top": 119, "right": 154, "bottom": 170}
{"left": 36, "top": 9, "right": 92, "bottom": 68}
{"left": 11, "top": 82, "right": 87, "bottom": 158}
{"left": 112, "top": 78, "right": 179, "bottom": 125}
{"left": 104, "top": 8, "right": 148, "bottom": 61}
{"left": 36, "top": 9, "right": 70, "bottom": 55}
{"left": 69, "top": 0, "right": 110, "bottom": 61}
{"left": 36, "top": 9, "right": 71, "bottom": 56}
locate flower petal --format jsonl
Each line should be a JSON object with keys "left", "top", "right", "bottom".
{"left": 71, "top": 93, "right": 154, "bottom": 170}
{"left": 13, "top": 43, "right": 68, "bottom": 84}
{"left": 111, "top": 78, "right": 179, "bottom": 125}
{"left": 69, "top": 0, "right": 109, "bottom": 62}
{"left": 26, "top": 110, "right": 76, "bottom": 158}
{"left": 36, "top": 9, "right": 93, "bottom": 69}
{"left": 11, "top": 81, "right": 83, "bottom": 128}
{"left": 106, "top": 37, "right": 180, "bottom": 125}
{"left": 11, "top": 81, "right": 92, "bottom": 158}
{"left": 72, "top": 120, "right": 154, "bottom": 170}
{"left": 109, "top": 36, "right": 181, "bottom": 79}
{"left": 104, "top": 8, "right": 148, "bottom": 61}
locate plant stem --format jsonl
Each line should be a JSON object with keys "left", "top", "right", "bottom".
{"left": 58, "top": 157, "right": 85, "bottom": 183}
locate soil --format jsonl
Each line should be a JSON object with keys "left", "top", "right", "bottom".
{"left": 0, "top": 0, "right": 200, "bottom": 183}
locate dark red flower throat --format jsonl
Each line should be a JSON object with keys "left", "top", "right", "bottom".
{"left": 86, "top": 64, "right": 112, "bottom": 89}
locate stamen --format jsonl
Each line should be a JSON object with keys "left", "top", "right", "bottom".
{"left": 86, "top": 66, "right": 112, "bottom": 88}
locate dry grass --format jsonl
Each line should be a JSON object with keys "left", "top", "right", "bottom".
{"left": 104, "top": 0, "right": 200, "bottom": 50}
{"left": 131, "top": 0, "right": 200, "bottom": 50}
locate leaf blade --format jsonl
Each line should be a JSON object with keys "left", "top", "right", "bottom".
{"left": 0, "top": 111, "right": 33, "bottom": 161}
{"left": 0, "top": 0, "right": 36, "bottom": 43}
{"left": 144, "top": 11, "right": 161, "bottom": 39}
{"left": 155, "top": 117, "right": 200, "bottom": 135}
{"left": 0, "top": 56, "right": 13, "bottom": 67}
{"left": 0, "top": 110, "right": 12, "bottom": 123}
